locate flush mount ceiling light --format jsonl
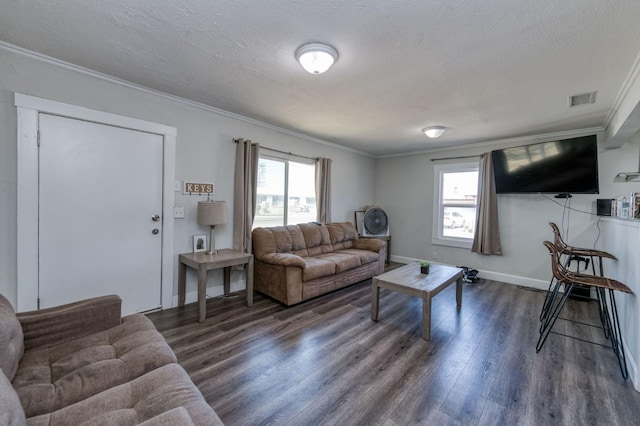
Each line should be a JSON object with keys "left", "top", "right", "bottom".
{"left": 422, "top": 126, "right": 446, "bottom": 138}
{"left": 295, "top": 43, "right": 338, "bottom": 74}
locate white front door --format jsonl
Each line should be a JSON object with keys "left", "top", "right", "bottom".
{"left": 38, "top": 113, "right": 164, "bottom": 314}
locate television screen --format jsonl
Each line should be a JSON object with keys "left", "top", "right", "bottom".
{"left": 492, "top": 135, "right": 599, "bottom": 194}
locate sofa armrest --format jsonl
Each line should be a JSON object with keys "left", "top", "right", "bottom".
{"left": 353, "top": 238, "right": 386, "bottom": 252}
{"left": 17, "top": 295, "right": 122, "bottom": 350}
{"left": 257, "top": 253, "right": 306, "bottom": 268}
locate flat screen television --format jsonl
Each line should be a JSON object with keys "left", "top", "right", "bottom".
{"left": 492, "top": 135, "right": 599, "bottom": 194}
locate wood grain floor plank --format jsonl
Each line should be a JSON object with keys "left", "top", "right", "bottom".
{"left": 147, "top": 269, "right": 640, "bottom": 425}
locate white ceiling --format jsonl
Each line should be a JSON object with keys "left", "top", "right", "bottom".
{"left": 2, "top": 0, "right": 640, "bottom": 156}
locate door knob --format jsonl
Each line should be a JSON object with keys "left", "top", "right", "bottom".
{"left": 151, "top": 214, "right": 161, "bottom": 222}
{"left": 152, "top": 229, "right": 159, "bottom": 235}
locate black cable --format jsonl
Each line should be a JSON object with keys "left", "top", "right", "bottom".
{"left": 539, "top": 193, "right": 602, "bottom": 249}
{"left": 594, "top": 216, "right": 603, "bottom": 249}
{"left": 565, "top": 197, "right": 571, "bottom": 241}
{"left": 539, "top": 193, "right": 595, "bottom": 215}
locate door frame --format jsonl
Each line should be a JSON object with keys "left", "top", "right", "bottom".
{"left": 15, "top": 93, "right": 177, "bottom": 312}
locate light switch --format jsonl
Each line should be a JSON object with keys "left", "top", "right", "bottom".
{"left": 174, "top": 180, "right": 182, "bottom": 192}
{"left": 173, "top": 206, "right": 185, "bottom": 219}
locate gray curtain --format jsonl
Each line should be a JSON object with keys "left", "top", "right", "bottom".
{"left": 233, "top": 138, "right": 259, "bottom": 255}
{"left": 315, "top": 157, "right": 332, "bottom": 223}
{"left": 472, "top": 152, "right": 502, "bottom": 255}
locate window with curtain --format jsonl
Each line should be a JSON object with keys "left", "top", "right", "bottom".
{"left": 253, "top": 154, "right": 316, "bottom": 228}
{"left": 432, "top": 160, "right": 479, "bottom": 248}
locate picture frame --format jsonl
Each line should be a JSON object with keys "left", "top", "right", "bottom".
{"left": 193, "top": 234, "right": 207, "bottom": 253}
{"left": 354, "top": 210, "right": 365, "bottom": 235}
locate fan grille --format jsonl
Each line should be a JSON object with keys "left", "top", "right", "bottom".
{"left": 363, "top": 208, "right": 388, "bottom": 235}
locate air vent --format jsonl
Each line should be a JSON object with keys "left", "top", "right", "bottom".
{"left": 569, "top": 91, "right": 597, "bottom": 107}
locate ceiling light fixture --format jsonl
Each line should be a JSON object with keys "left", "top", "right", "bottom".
{"left": 422, "top": 126, "right": 446, "bottom": 138}
{"left": 295, "top": 43, "right": 338, "bottom": 74}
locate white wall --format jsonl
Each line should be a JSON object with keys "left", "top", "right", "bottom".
{"left": 600, "top": 217, "right": 640, "bottom": 390}
{"left": 375, "top": 133, "right": 640, "bottom": 288}
{"left": 0, "top": 47, "right": 376, "bottom": 307}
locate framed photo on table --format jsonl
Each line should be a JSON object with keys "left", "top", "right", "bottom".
{"left": 354, "top": 210, "right": 365, "bottom": 235}
{"left": 193, "top": 234, "right": 207, "bottom": 253}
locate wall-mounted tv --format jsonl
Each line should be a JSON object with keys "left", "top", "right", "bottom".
{"left": 492, "top": 134, "right": 599, "bottom": 194}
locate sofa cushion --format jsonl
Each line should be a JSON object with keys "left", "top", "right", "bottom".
{"left": 0, "top": 294, "right": 24, "bottom": 381}
{"left": 298, "top": 223, "right": 331, "bottom": 248}
{"left": 253, "top": 226, "right": 311, "bottom": 258}
{"left": 13, "top": 314, "right": 177, "bottom": 418}
{"left": 326, "top": 222, "right": 358, "bottom": 243}
{"left": 338, "top": 248, "right": 380, "bottom": 264}
{"left": 0, "top": 369, "right": 26, "bottom": 426}
{"left": 327, "top": 222, "right": 358, "bottom": 250}
{"left": 302, "top": 257, "right": 336, "bottom": 281}
{"left": 252, "top": 227, "right": 278, "bottom": 258}
{"left": 26, "top": 364, "right": 223, "bottom": 426}
{"left": 315, "top": 252, "right": 362, "bottom": 273}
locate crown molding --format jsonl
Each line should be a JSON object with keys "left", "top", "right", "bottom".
{"left": 603, "top": 50, "right": 640, "bottom": 130}
{"left": 376, "top": 127, "right": 605, "bottom": 159}
{"left": 0, "top": 41, "right": 373, "bottom": 158}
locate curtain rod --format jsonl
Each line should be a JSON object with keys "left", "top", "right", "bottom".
{"left": 233, "top": 139, "right": 318, "bottom": 161}
{"left": 431, "top": 154, "right": 482, "bottom": 162}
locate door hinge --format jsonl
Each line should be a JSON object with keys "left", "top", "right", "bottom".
{"left": 37, "top": 130, "right": 41, "bottom": 147}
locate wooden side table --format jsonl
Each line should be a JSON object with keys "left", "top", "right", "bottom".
{"left": 178, "top": 249, "right": 254, "bottom": 322}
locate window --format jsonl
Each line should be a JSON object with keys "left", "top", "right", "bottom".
{"left": 254, "top": 155, "right": 316, "bottom": 228}
{"left": 433, "top": 161, "right": 479, "bottom": 248}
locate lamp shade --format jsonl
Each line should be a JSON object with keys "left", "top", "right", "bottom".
{"left": 197, "top": 201, "right": 227, "bottom": 226}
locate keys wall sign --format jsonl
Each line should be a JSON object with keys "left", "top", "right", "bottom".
{"left": 183, "top": 182, "right": 215, "bottom": 195}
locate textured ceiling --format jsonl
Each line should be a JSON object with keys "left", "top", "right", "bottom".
{"left": 1, "top": 0, "right": 640, "bottom": 156}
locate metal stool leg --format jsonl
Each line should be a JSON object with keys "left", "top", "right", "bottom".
{"left": 537, "top": 283, "right": 574, "bottom": 353}
{"left": 540, "top": 278, "right": 563, "bottom": 333}
{"left": 539, "top": 276, "right": 557, "bottom": 321}
{"left": 540, "top": 252, "right": 576, "bottom": 321}
{"left": 606, "top": 289, "right": 629, "bottom": 380}
{"left": 596, "top": 287, "right": 611, "bottom": 340}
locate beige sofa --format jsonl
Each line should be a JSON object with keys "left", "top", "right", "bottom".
{"left": 252, "top": 222, "right": 386, "bottom": 306}
{"left": 0, "top": 293, "right": 223, "bottom": 426}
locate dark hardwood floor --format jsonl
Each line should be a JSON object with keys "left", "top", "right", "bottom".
{"left": 148, "top": 269, "right": 640, "bottom": 425}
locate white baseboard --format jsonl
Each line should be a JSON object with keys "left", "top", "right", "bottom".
{"left": 390, "top": 255, "right": 549, "bottom": 290}
{"left": 623, "top": 335, "right": 640, "bottom": 391}
{"left": 171, "top": 282, "right": 246, "bottom": 307}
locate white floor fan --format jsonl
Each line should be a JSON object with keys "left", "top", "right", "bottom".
{"left": 361, "top": 207, "right": 390, "bottom": 237}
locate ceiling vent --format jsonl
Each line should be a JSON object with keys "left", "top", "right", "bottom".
{"left": 569, "top": 91, "right": 597, "bottom": 107}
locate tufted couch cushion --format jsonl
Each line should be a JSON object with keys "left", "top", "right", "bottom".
{"left": 13, "top": 314, "right": 177, "bottom": 418}
{"left": 0, "top": 294, "right": 24, "bottom": 381}
{"left": 0, "top": 369, "right": 26, "bottom": 426}
{"left": 26, "top": 364, "right": 222, "bottom": 426}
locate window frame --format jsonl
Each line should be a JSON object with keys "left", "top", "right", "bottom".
{"left": 432, "top": 160, "right": 479, "bottom": 249}
{"left": 254, "top": 153, "right": 316, "bottom": 228}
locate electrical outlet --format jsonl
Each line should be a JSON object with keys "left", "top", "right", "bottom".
{"left": 432, "top": 252, "right": 438, "bottom": 260}
{"left": 173, "top": 206, "right": 185, "bottom": 219}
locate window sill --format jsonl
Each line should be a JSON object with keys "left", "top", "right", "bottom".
{"left": 432, "top": 237, "right": 473, "bottom": 249}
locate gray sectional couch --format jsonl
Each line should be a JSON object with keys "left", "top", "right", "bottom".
{"left": 0, "top": 293, "right": 223, "bottom": 425}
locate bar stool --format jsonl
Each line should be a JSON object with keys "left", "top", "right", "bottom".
{"left": 539, "top": 222, "right": 617, "bottom": 324}
{"left": 537, "top": 241, "right": 631, "bottom": 379}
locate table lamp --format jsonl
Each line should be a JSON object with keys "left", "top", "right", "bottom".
{"left": 197, "top": 201, "right": 227, "bottom": 255}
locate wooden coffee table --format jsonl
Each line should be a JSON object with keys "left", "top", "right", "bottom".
{"left": 371, "top": 263, "right": 464, "bottom": 340}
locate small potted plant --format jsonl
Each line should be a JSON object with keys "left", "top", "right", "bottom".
{"left": 420, "top": 261, "right": 431, "bottom": 274}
